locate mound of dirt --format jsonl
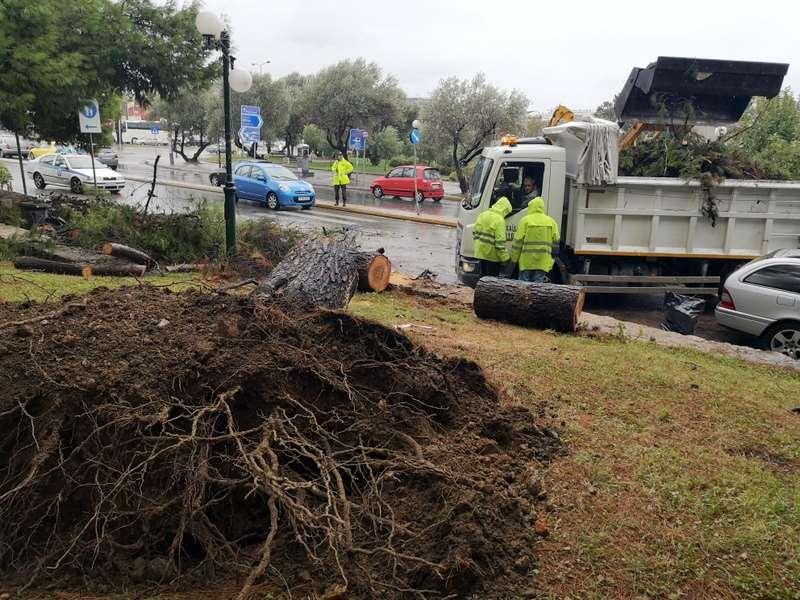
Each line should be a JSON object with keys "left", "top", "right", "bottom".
{"left": 0, "top": 287, "right": 561, "bottom": 599}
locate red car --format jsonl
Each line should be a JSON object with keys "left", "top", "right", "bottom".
{"left": 370, "top": 165, "right": 444, "bottom": 202}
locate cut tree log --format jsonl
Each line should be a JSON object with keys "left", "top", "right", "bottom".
{"left": 354, "top": 249, "right": 391, "bottom": 292}
{"left": 473, "top": 277, "right": 585, "bottom": 333}
{"left": 13, "top": 257, "right": 146, "bottom": 278}
{"left": 256, "top": 236, "right": 362, "bottom": 310}
{"left": 13, "top": 257, "right": 92, "bottom": 278}
{"left": 101, "top": 242, "right": 155, "bottom": 267}
{"left": 165, "top": 263, "right": 205, "bottom": 273}
{"left": 90, "top": 263, "right": 147, "bottom": 277}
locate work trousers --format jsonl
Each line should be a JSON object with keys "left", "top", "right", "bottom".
{"left": 334, "top": 184, "right": 347, "bottom": 205}
{"left": 519, "top": 269, "right": 547, "bottom": 283}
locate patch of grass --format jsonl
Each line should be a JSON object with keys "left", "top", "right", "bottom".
{"left": 349, "top": 290, "right": 800, "bottom": 599}
{"left": 0, "top": 261, "right": 201, "bottom": 303}
{"left": 0, "top": 200, "right": 23, "bottom": 227}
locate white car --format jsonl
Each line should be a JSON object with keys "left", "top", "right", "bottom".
{"left": 28, "top": 153, "right": 125, "bottom": 194}
{"left": 716, "top": 249, "right": 800, "bottom": 359}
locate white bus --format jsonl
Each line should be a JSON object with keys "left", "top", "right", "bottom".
{"left": 117, "top": 120, "right": 170, "bottom": 146}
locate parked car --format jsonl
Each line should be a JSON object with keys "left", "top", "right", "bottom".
{"left": 96, "top": 147, "right": 119, "bottom": 170}
{"left": 27, "top": 153, "right": 126, "bottom": 194}
{"left": 371, "top": 165, "right": 444, "bottom": 203}
{"left": 715, "top": 248, "right": 800, "bottom": 359}
{"left": 233, "top": 161, "right": 314, "bottom": 210}
{"left": 0, "top": 134, "right": 36, "bottom": 158}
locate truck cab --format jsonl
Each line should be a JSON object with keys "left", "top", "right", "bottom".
{"left": 456, "top": 137, "right": 567, "bottom": 286}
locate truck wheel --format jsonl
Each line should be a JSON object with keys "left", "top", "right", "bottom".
{"left": 761, "top": 321, "right": 800, "bottom": 360}
{"left": 33, "top": 173, "right": 46, "bottom": 189}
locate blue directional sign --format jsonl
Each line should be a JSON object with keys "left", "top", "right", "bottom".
{"left": 239, "top": 126, "right": 261, "bottom": 143}
{"left": 409, "top": 128, "right": 421, "bottom": 145}
{"left": 241, "top": 105, "right": 263, "bottom": 128}
{"left": 348, "top": 128, "right": 366, "bottom": 151}
{"left": 150, "top": 125, "right": 160, "bottom": 135}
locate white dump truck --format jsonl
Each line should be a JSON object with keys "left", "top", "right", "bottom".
{"left": 456, "top": 57, "right": 799, "bottom": 294}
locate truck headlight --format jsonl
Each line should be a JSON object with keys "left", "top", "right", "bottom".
{"left": 462, "top": 261, "right": 477, "bottom": 273}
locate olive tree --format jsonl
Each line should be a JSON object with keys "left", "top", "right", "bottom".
{"left": 423, "top": 74, "right": 528, "bottom": 192}
{"left": 302, "top": 59, "right": 405, "bottom": 159}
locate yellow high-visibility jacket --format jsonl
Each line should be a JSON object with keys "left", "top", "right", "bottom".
{"left": 511, "top": 197, "right": 560, "bottom": 272}
{"left": 473, "top": 197, "right": 512, "bottom": 263}
{"left": 331, "top": 158, "right": 353, "bottom": 185}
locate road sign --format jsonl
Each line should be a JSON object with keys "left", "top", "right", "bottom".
{"left": 239, "top": 126, "right": 261, "bottom": 143}
{"left": 348, "top": 128, "right": 365, "bottom": 151}
{"left": 241, "top": 105, "right": 263, "bottom": 128}
{"left": 150, "top": 125, "right": 160, "bottom": 135}
{"left": 409, "top": 128, "right": 421, "bottom": 145}
{"left": 78, "top": 100, "right": 102, "bottom": 133}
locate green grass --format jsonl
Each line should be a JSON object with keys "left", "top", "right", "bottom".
{"left": 349, "top": 290, "right": 800, "bottom": 600}
{"left": 0, "top": 261, "right": 201, "bottom": 303}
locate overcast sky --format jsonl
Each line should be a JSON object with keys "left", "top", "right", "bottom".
{"left": 195, "top": 0, "right": 798, "bottom": 111}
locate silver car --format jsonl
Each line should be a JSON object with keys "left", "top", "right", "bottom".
{"left": 28, "top": 153, "right": 125, "bottom": 194}
{"left": 716, "top": 249, "right": 800, "bottom": 359}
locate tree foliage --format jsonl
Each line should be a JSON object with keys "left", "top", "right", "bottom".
{"left": 0, "top": 0, "right": 214, "bottom": 143}
{"left": 366, "top": 127, "right": 402, "bottom": 165}
{"left": 301, "top": 124, "right": 330, "bottom": 157}
{"left": 302, "top": 59, "right": 404, "bottom": 158}
{"left": 422, "top": 74, "right": 528, "bottom": 192}
{"left": 281, "top": 73, "right": 311, "bottom": 156}
{"left": 594, "top": 99, "right": 617, "bottom": 121}
{"left": 151, "top": 88, "right": 218, "bottom": 162}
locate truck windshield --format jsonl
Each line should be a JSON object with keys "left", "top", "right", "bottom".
{"left": 464, "top": 157, "right": 493, "bottom": 209}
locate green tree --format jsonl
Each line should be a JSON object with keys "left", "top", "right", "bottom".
{"left": 152, "top": 88, "right": 217, "bottom": 162}
{"left": 302, "top": 59, "right": 404, "bottom": 159}
{"left": 366, "top": 127, "right": 402, "bottom": 165}
{"left": 0, "top": 0, "right": 214, "bottom": 146}
{"left": 301, "top": 124, "right": 329, "bottom": 157}
{"left": 594, "top": 99, "right": 618, "bottom": 121}
{"left": 281, "top": 73, "right": 311, "bottom": 156}
{"left": 423, "top": 74, "right": 529, "bottom": 192}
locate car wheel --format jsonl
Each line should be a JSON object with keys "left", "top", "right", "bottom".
{"left": 415, "top": 191, "right": 424, "bottom": 203}
{"left": 209, "top": 174, "right": 219, "bottom": 186}
{"left": 762, "top": 322, "right": 800, "bottom": 360}
{"left": 266, "top": 192, "right": 280, "bottom": 210}
{"left": 70, "top": 177, "right": 83, "bottom": 194}
{"left": 131, "top": 137, "right": 138, "bottom": 145}
{"left": 33, "top": 173, "right": 46, "bottom": 189}
{"left": 433, "top": 196, "right": 442, "bottom": 203}
{"left": 301, "top": 205, "right": 312, "bottom": 210}
{"left": 372, "top": 186, "right": 384, "bottom": 199}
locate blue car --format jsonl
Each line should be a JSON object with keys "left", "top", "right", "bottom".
{"left": 233, "top": 161, "right": 315, "bottom": 210}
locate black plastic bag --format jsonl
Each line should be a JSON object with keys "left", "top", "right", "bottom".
{"left": 660, "top": 292, "right": 705, "bottom": 335}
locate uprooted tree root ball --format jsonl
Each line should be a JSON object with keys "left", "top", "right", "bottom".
{"left": 0, "top": 287, "right": 562, "bottom": 599}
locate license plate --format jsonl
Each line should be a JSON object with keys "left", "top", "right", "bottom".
{"left": 433, "top": 183, "right": 442, "bottom": 188}
{"left": 297, "top": 196, "right": 310, "bottom": 202}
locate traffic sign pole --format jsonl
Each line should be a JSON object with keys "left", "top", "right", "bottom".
{"left": 89, "top": 133, "right": 98, "bottom": 190}
{"left": 413, "top": 143, "right": 419, "bottom": 215}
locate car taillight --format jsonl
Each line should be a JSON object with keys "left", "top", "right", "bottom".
{"left": 719, "top": 288, "right": 735, "bottom": 310}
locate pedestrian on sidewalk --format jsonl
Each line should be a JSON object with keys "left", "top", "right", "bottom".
{"left": 331, "top": 152, "right": 353, "bottom": 206}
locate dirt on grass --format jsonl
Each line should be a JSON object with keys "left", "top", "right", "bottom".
{"left": 0, "top": 287, "right": 562, "bottom": 599}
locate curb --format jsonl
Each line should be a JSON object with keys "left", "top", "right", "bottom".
{"left": 123, "top": 175, "right": 457, "bottom": 228}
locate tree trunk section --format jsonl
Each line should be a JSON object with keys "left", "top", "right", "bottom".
{"left": 13, "top": 257, "right": 92, "bottom": 278}
{"left": 473, "top": 277, "right": 585, "bottom": 333}
{"left": 354, "top": 250, "right": 391, "bottom": 292}
{"left": 101, "top": 243, "right": 154, "bottom": 267}
{"left": 90, "top": 263, "right": 147, "bottom": 277}
{"left": 255, "top": 237, "right": 361, "bottom": 310}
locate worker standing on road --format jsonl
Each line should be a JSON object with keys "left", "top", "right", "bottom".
{"left": 331, "top": 152, "right": 354, "bottom": 207}
{"left": 510, "top": 197, "right": 560, "bottom": 283}
{"left": 472, "top": 196, "right": 512, "bottom": 277}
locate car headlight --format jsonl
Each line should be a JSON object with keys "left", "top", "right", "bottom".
{"left": 278, "top": 183, "right": 289, "bottom": 192}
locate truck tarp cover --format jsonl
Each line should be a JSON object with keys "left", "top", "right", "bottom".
{"left": 615, "top": 56, "right": 789, "bottom": 125}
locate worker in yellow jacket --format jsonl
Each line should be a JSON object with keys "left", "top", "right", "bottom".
{"left": 510, "top": 197, "right": 560, "bottom": 283}
{"left": 331, "top": 152, "right": 354, "bottom": 206}
{"left": 472, "top": 196, "right": 512, "bottom": 277}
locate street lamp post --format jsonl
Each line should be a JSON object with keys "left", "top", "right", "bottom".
{"left": 251, "top": 60, "right": 271, "bottom": 75}
{"left": 196, "top": 11, "right": 252, "bottom": 256}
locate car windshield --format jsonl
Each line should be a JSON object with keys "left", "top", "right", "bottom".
{"left": 465, "top": 156, "right": 494, "bottom": 209}
{"left": 264, "top": 164, "right": 298, "bottom": 181}
{"left": 65, "top": 156, "right": 95, "bottom": 169}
